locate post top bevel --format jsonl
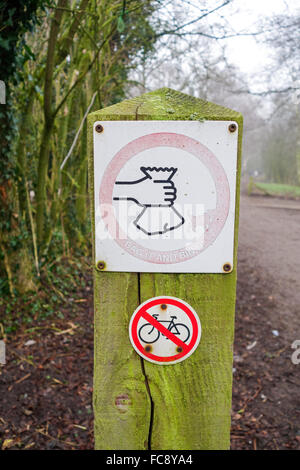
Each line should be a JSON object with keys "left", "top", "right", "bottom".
{"left": 88, "top": 87, "right": 243, "bottom": 124}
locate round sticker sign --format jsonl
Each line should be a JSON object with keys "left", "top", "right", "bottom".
{"left": 129, "top": 296, "right": 201, "bottom": 365}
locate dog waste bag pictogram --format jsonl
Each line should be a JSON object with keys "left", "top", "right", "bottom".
{"left": 129, "top": 296, "right": 201, "bottom": 365}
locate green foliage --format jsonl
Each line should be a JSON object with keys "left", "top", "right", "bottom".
{"left": 260, "top": 103, "right": 300, "bottom": 185}
{"left": 261, "top": 134, "right": 299, "bottom": 185}
{"left": 0, "top": 0, "right": 48, "bottom": 177}
{"left": 0, "top": 256, "right": 91, "bottom": 335}
{"left": 0, "top": 0, "right": 47, "bottom": 82}
{"left": 0, "top": 0, "right": 50, "bottom": 298}
{"left": 0, "top": 0, "right": 162, "bottom": 297}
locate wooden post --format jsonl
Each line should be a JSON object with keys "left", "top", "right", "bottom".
{"left": 88, "top": 88, "right": 243, "bottom": 450}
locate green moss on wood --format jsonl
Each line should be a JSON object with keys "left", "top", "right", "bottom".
{"left": 88, "top": 111, "right": 151, "bottom": 450}
{"left": 88, "top": 87, "right": 242, "bottom": 124}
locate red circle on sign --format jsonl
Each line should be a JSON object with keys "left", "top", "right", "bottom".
{"left": 99, "top": 131, "right": 230, "bottom": 264}
{"left": 129, "top": 296, "right": 201, "bottom": 365}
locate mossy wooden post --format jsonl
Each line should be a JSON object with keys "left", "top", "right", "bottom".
{"left": 88, "top": 88, "right": 243, "bottom": 450}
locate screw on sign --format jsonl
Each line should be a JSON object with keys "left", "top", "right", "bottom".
{"left": 129, "top": 296, "right": 201, "bottom": 365}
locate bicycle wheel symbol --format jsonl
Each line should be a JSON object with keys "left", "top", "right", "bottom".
{"left": 138, "top": 323, "right": 160, "bottom": 344}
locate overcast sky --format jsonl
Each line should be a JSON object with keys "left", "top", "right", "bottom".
{"left": 223, "top": 0, "right": 299, "bottom": 80}
{"left": 133, "top": 0, "right": 300, "bottom": 102}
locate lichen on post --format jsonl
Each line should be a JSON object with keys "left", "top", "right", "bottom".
{"left": 88, "top": 87, "right": 243, "bottom": 450}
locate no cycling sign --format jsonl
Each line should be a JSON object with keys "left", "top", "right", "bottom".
{"left": 93, "top": 120, "right": 238, "bottom": 273}
{"left": 129, "top": 296, "right": 201, "bottom": 365}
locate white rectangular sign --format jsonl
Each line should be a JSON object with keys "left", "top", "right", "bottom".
{"left": 93, "top": 120, "right": 238, "bottom": 273}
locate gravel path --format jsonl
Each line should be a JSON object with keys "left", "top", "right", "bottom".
{"left": 238, "top": 195, "right": 300, "bottom": 338}
{"left": 231, "top": 194, "right": 300, "bottom": 449}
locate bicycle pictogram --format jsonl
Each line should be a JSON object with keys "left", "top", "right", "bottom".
{"left": 138, "top": 314, "right": 190, "bottom": 344}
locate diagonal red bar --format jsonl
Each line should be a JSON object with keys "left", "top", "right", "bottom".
{"left": 141, "top": 310, "right": 188, "bottom": 351}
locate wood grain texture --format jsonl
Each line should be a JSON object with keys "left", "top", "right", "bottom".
{"left": 88, "top": 88, "right": 243, "bottom": 450}
{"left": 93, "top": 271, "right": 151, "bottom": 449}
{"left": 140, "top": 273, "right": 237, "bottom": 449}
{"left": 88, "top": 106, "right": 151, "bottom": 449}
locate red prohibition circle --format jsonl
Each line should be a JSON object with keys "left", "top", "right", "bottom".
{"left": 99, "top": 131, "right": 230, "bottom": 265}
{"left": 129, "top": 297, "right": 201, "bottom": 364}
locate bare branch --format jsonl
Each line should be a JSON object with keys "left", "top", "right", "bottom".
{"left": 155, "top": 0, "right": 231, "bottom": 38}
{"left": 60, "top": 91, "right": 97, "bottom": 172}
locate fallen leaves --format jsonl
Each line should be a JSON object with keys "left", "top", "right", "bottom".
{"left": 2, "top": 438, "right": 14, "bottom": 450}
{"left": 0, "top": 283, "right": 93, "bottom": 450}
{"left": 231, "top": 255, "right": 300, "bottom": 450}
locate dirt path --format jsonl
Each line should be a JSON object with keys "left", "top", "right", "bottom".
{"left": 238, "top": 195, "right": 300, "bottom": 336}
{"left": 231, "top": 195, "right": 300, "bottom": 450}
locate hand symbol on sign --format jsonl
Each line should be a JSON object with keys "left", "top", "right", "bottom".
{"left": 113, "top": 166, "right": 185, "bottom": 236}
{"left": 113, "top": 166, "right": 177, "bottom": 207}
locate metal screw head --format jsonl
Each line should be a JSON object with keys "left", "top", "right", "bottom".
{"left": 144, "top": 345, "right": 152, "bottom": 353}
{"left": 95, "top": 124, "right": 104, "bottom": 133}
{"left": 176, "top": 346, "right": 183, "bottom": 353}
{"left": 160, "top": 304, "right": 167, "bottom": 310}
{"left": 223, "top": 262, "right": 232, "bottom": 273}
{"left": 96, "top": 261, "right": 106, "bottom": 271}
{"left": 228, "top": 123, "right": 237, "bottom": 133}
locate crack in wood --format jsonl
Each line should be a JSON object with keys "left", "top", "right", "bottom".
{"left": 138, "top": 273, "right": 154, "bottom": 450}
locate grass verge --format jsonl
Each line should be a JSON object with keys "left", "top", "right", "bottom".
{"left": 252, "top": 182, "right": 300, "bottom": 199}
